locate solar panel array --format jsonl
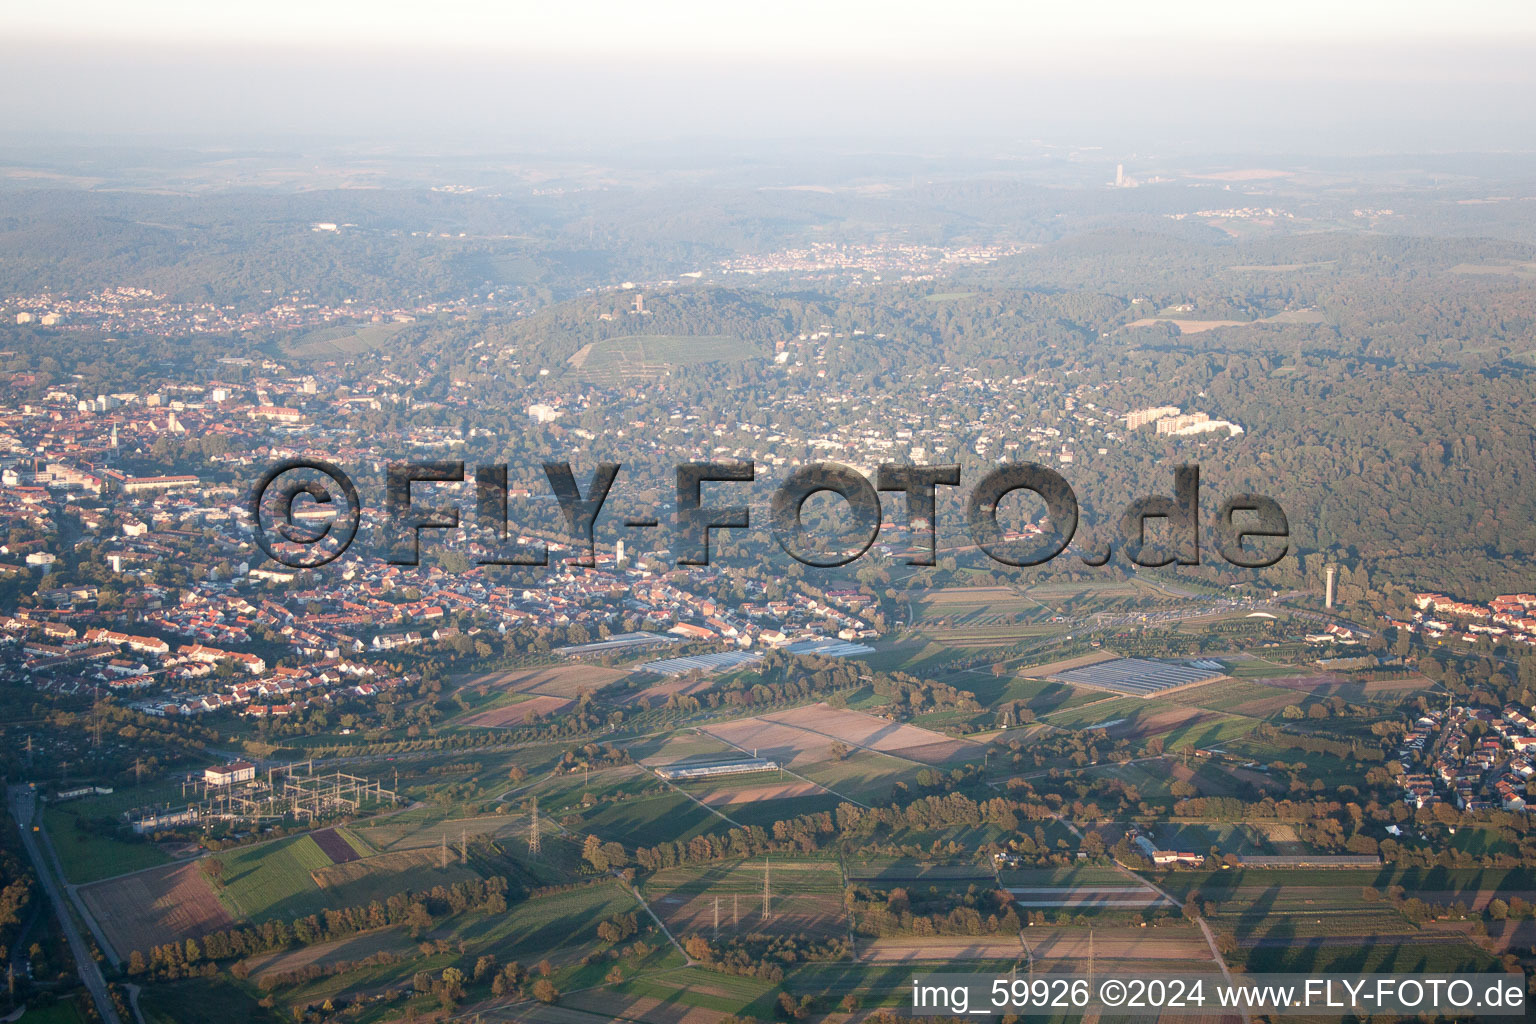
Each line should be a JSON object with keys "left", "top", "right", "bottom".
{"left": 1052, "top": 657, "right": 1224, "bottom": 696}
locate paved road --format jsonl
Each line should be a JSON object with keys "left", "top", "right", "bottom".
{"left": 8, "top": 786, "right": 122, "bottom": 1024}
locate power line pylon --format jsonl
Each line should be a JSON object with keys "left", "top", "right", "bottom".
{"left": 762, "top": 860, "right": 771, "bottom": 923}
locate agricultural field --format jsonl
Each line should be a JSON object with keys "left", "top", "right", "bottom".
{"left": 455, "top": 663, "right": 630, "bottom": 699}
{"left": 1155, "top": 676, "right": 1316, "bottom": 718}
{"left": 705, "top": 703, "right": 982, "bottom": 767}
{"left": 80, "top": 860, "right": 233, "bottom": 961}
{"left": 846, "top": 860, "right": 997, "bottom": 884}
{"left": 852, "top": 934, "right": 1025, "bottom": 962}
{"left": 438, "top": 880, "right": 648, "bottom": 964}
{"left": 1040, "top": 693, "right": 1260, "bottom": 751}
{"left": 239, "top": 926, "right": 418, "bottom": 984}
{"left": 518, "top": 763, "right": 656, "bottom": 813}
{"left": 563, "top": 966, "right": 777, "bottom": 1024}
{"left": 991, "top": 673, "right": 1106, "bottom": 714}
{"left": 1037, "top": 693, "right": 1143, "bottom": 726}
{"left": 353, "top": 808, "right": 537, "bottom": 853}
{"left": 684, "top": 777, "right": 831, "bottom": 808}
{"left": 1023, "top": 580, "right": 1147, "bottom": 602}
{"left": 622, "top": 673, "right": 719, "bottom": 707}
{"left": 579, "top": 789, "right": 724, "bottom": 848}
{"left": 715, "top": 791, "right": 847, "bottom": 828}
{"left": 854, "top": 639, "right": 993, "bottom": 675}
{"left": 1007, "top": 925, "right": 1215, "bottom": 969}
{"left": 174, "top": 828, "right": 491, "bottom": 928}
{"left": 268, "top": 882, "right": 668, "bottom": 1017}
{"left": 912, "top": 586, "right": 1043, "bottom": 626}
{"left": 1251, "top": 671, "right": 1435, "bottom": 703}
{"left": 461, "top": 693, "right": 572, "bottom": 727}
{"left": 313, "top": 846, "right": 482, "bottom": 901}
{"left": 915, "top": 621, "right": 1063, "bottom": 647}
{"left": 1222, "top": 655, "right": 1310, "bottom": 679}
{"left": 702, "top": 716, "right": 832, "bottom": 766}
{"left": 781, "top": 960, "right": 1025, "bottom": 1016}
{"left": 997, "top": 865, "right": 1136, "bottom": 888}
{"left": 1017, "top": 651, "right": 1120, "bottom": 679}
{"left": 644, "top": 860, "right": 847, "bottom": 940}
{"left": 1141, "top": 821, "right": 1276, "bottom": 857}
{"left": 1006, "top": 884, "right": 1168, "bottom": 911}
{"left": 1175, "top": 866, "right": 1536, "bottom": 912}
{"left": 628, "top": 730, "right": 744, "bottom": 766}
{"left": 797, "top": 748, "right": 922, "bottom": 804}
{"left": 1242, "top": 937, "right": 1499, "bottom": 975}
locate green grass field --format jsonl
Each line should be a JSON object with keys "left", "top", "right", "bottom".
{"left": 11, "top": 1000, "right": 91, "bottom": 1024}
{"left": 579, "top": 789, "right": 722, "bottom": 847}
{"left": 572, "top": 965, "right": 776, "bottom": 1018}
{"left": 992, "top": 674, "right": 1104, "bottom": 715}
{"left": 441, "top": 880, "right": 643, "bottom": 960}
{"left": 139, "top": 977, "right": 277, "bottom": 1024}
{"left": 214, "top": 834, "right": 335, "bottom": 920}
{"left": 267, "top": 882, "right": 653, "bottom": 1014}
{"left": 43, "top": 805, "right": 171, "bottom": 884}
{"left": 569, "top": 334, "right": 756, "bottom": 380}
{"left": 717, "top": 792, "right": 846, "bottom": 827}
{"left": 282, "top": 321, "right": 407, "bottom": 360}
{"left": 779, "top": 960, "right": 1022, "bottom": 1014}
{"left": 854, "top": 640, "right": 993, "bottom": 676}
{"left": 1242, "top": 938, "right": 1497, "bottom": 974}
{"left": 998, "top": 864, "right": 1133, "bottom": 887}
{"left": 1160, "top": 711, "right": 1259, "bottom": 750}
{"left": 799, "top": 749, "right": 919, "bottom": 804}
{"left": 1038, "top": 696, "right": 1145, "bottom": 729}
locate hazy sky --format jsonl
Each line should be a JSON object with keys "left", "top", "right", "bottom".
{"left": 10, "top": 0, "right": 1536, "bottom": 55}
{"left": 4, "top": 1, "right": 1534, "bottom": 154}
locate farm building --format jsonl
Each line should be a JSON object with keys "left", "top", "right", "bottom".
{"left": 654, "top": 758, "right": 779, "bottom": 781}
